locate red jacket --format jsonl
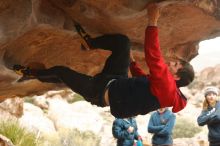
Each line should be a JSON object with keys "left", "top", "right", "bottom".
{"left": 130, "top": 26, "right": 187, "bottom": 113}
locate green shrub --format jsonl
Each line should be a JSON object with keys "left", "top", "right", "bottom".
{"left": 67, "top": 93, "right": 85, "bottom": 103}
{"left": 0, "top": 120, "right": 40, "bottom": 146}
{"left": 173, "top": 117, "right": 202, "bottom": 138}
{"left": 24, "top": 96, "right": 35, "bottom": 104}
{"left": 59, "top": 129, "right": 101, "bottom": 146}
{"left": 42, "top": 128, "right": 101, "bottom": 146}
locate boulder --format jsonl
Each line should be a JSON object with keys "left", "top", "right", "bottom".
{"left": 0, "top": 0, "right": 220, "bottom": 100}
{"left": 19, "top": 103, "right": 57, "bottom": 135}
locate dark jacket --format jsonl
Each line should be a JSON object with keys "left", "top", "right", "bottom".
{"left": 197, "top": 101, "right": 220, "bottom": 145}
{"left": 148, "top": 109, "right": 176, "bottom": 145}
{"left": 112, "top": 118, "right": 140, "bottom": 146}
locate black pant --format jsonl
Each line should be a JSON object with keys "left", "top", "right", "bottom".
{"left": 35, "top": 34, "right": 131, "bottom": 106}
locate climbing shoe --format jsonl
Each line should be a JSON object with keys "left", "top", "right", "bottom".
{"left": 13, "top": 64, "right": 36, "bottom": 82}
{"left": 13, "top": 65, "right": 29, "bottom": 75}
{"left": 74, "top": 22, "right": 93, "bottom": 50}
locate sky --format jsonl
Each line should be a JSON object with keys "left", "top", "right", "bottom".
{"left": 190, "top": 37, "right": 220, "bottom": 73}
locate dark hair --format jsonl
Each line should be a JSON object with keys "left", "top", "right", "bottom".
{"left": 176, "top": 60, "right": 195, "bottom": 87}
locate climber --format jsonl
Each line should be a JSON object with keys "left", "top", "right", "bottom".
{"left": 13, "top": 3, "right": 194, "bottom": 118}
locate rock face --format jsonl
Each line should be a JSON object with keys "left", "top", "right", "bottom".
{"left": 0, "top": 0, "right": 220, "bottom": 100}
{"left": 0, "top": 97, "right": 23, "bottom": 117}
{"left": 199, "top": 64, "right": 220, "bottom": 82}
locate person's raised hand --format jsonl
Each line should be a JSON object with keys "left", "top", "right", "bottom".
{"left": 147, "top": 3, "right": 160, "bottom": 26}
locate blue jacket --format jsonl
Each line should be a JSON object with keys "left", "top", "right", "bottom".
{"left": 197, "top": 101, "right": 220, "bottom": 145}
{"left": 148, "top": 109, "right": 176, "bottom": 145}
{"left": 112, "top": 118, "right": 139, "bottom": 146}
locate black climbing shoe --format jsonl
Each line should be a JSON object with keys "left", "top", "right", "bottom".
{"left": 74, "top": 22, "right": 93, "bottom": 50}
{"left": 13, "top": 64, "right": 36, "bottom": 82}
{"left": 13, "top": 65, "right": 29, "bottom": 75}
